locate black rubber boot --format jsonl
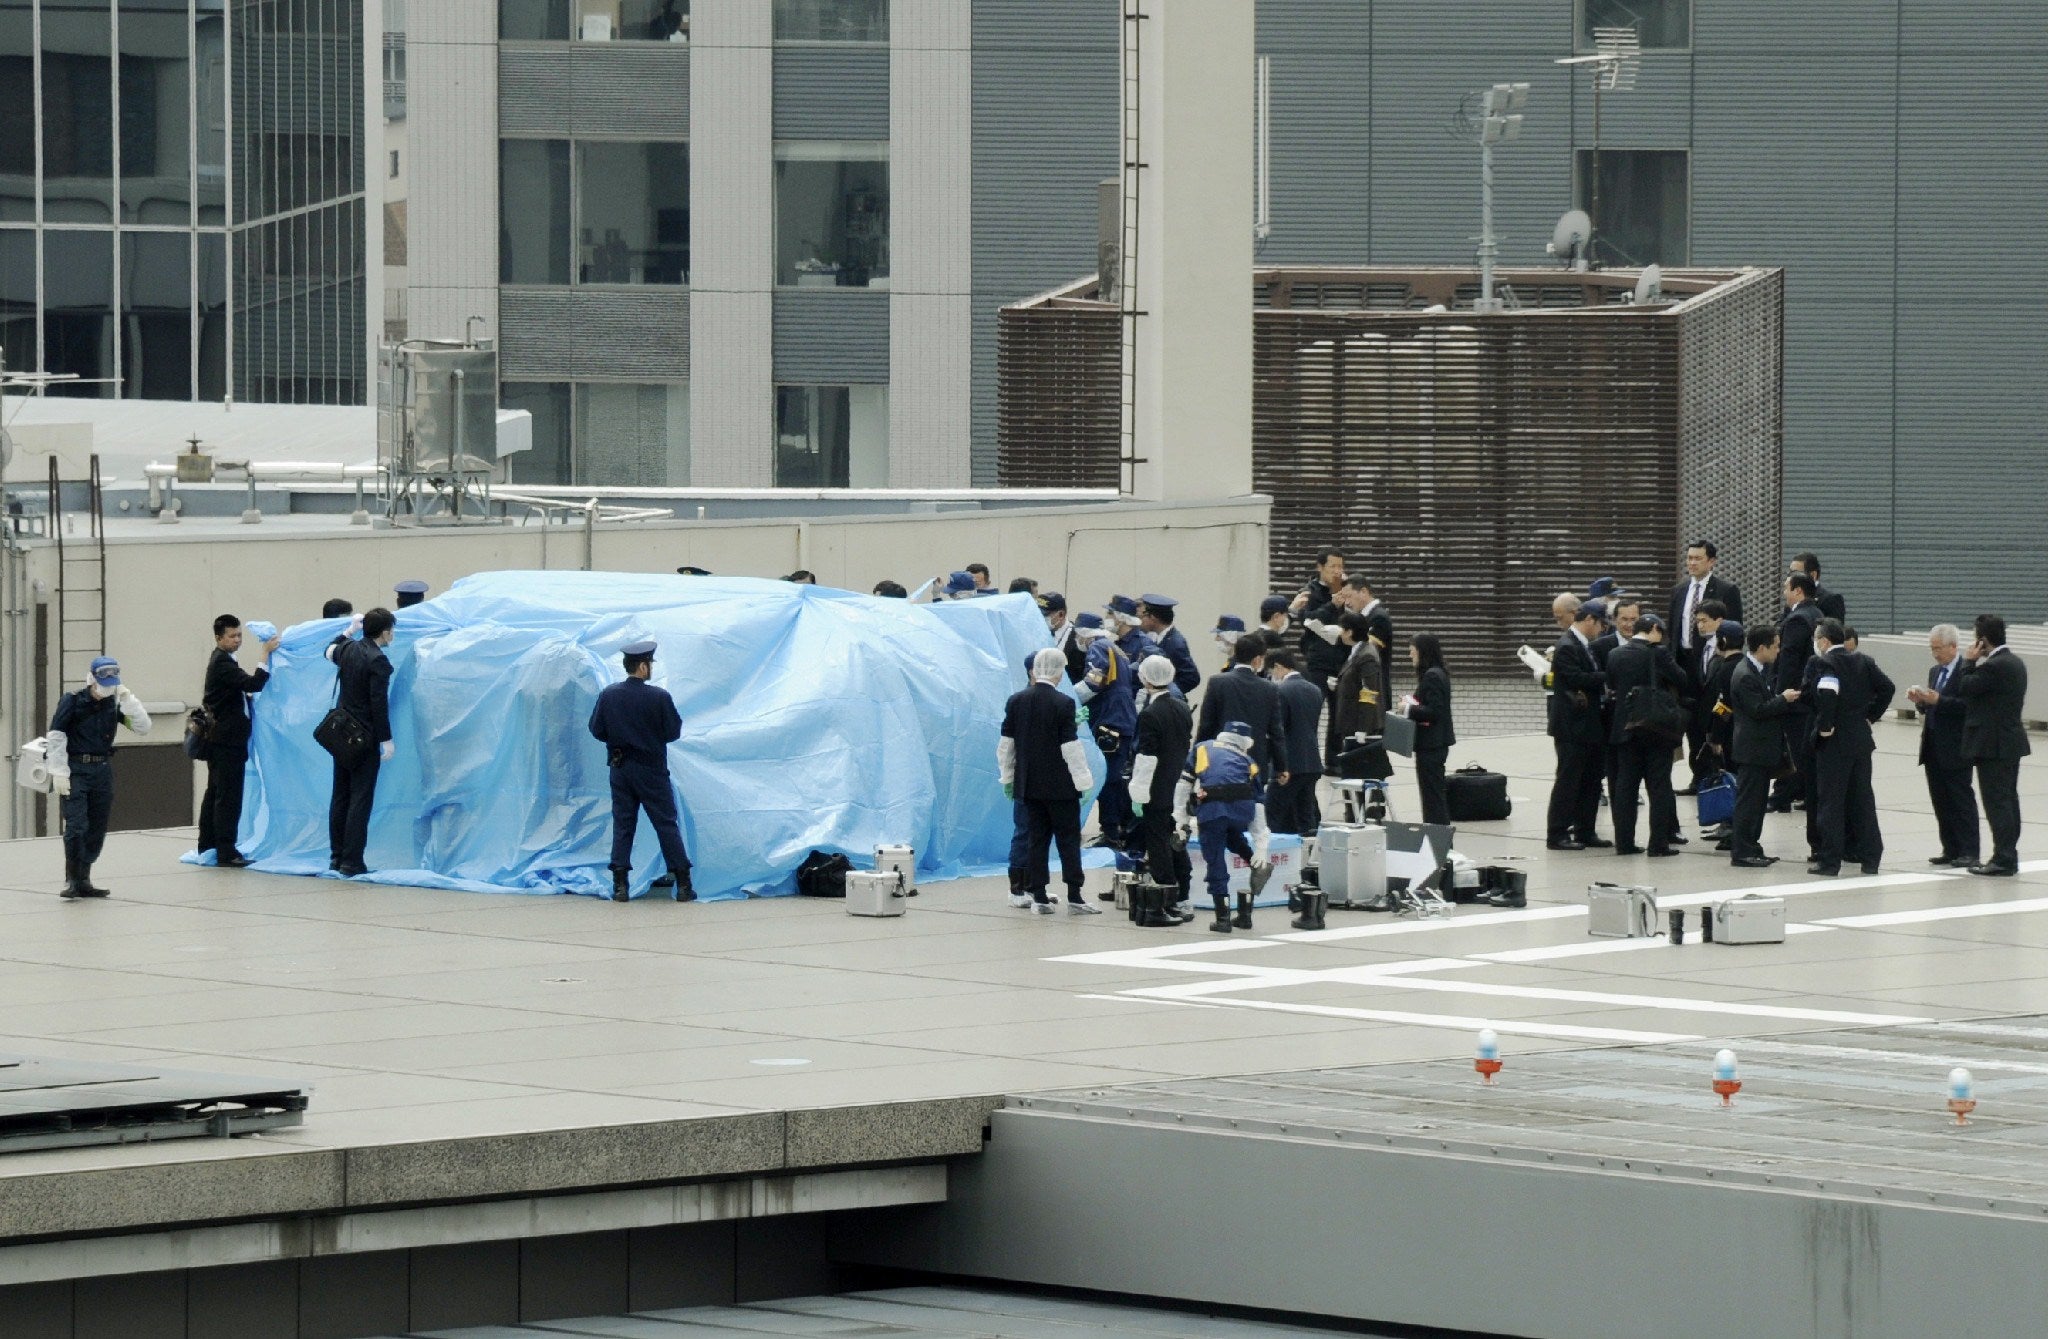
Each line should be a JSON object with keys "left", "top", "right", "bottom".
{"left": 80, "top": 864, "right": 110, "bottom": 896}
{"left": 61, "top": 857, "right": 82, "bottom": 900}
{"left": 1208, "top": 894, "right": 1232, "bottom": 933}
{"left": 1141, "top": 885, "right": 1177, "bottom": 929}
{"left": 1232, "top": 891, "right": 1254, "bottom": 930}
{"left": 611, "top": 868, "right": 630, "bottom": 902}
{"left": 1291, "top": 889, "right": 1328, "bottom": 932}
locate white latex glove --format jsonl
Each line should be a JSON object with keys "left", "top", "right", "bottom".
{"left": 116, "top": 686, "right": 152, "bottom": 736}
{"left": 52, "top": 773, "right": 70, "bottom": 797}
{"left": 379, "top": 740, "right": 395, "bottom": 762}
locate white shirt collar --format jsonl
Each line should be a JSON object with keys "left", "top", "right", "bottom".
{"left": 1571, "top": 627, "right": 1591, "bottom": 649}
{"left": 1746, "top": 653, "right": 1764, "bottom": 673}
{"left": 1360, "top": 598, "right": 1382, "bottom": 618}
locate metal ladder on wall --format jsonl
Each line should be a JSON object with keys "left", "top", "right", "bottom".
{"left": 47, "top": 454, "right": 107, "bottom": 689}
{"left": 1117, "top": 0, "right": 1148, "bottom": 496}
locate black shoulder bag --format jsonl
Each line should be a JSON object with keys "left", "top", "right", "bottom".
{"left": 314, "top": 654, "right": 374, "bottom": 768}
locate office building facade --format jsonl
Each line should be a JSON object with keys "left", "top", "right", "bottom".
{"left": 0, "top": 0, "right": 374, "bottom": 407}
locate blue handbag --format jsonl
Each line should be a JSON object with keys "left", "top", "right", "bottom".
{"left": 1696, "top": 772, "right": 1737, "bottom": 827}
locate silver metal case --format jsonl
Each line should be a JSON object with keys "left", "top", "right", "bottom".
{"left": 1318, "top": 824, "right": 1387, "bottom": 905}
{"left": 875, "top": 844, "right": 917, "bottom": 894}
{"left": 1712, "top": 894, "right": 1786, "bottom": 945}
{"left": 1588, "top": 883, "right": 1659, "bottom": 938}
{"left": 844, "top": 869, "right": 908, "bottom": 917}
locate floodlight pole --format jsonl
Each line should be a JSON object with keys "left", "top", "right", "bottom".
{"left": 1479, "top": 137, "right": 1499, "bottom": 311}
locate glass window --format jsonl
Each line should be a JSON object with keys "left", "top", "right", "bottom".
{"left": 499, "top": 139, "right": 571, "bottom": 284}
{"left": 774, "top": 143, "right": 888, "bottom": 288}
{"left": 195, "top": 5, "right": 225, "bottom": 224}
{"left": 43, "top": 230, "right": 115, "bottom": 396}
{"left": 507, "top": 0, "right": 688, "bottom": 42}
{"left": 120, "top": 2, "right": 192, "bottom": 225}
{"left": 576, "top": 382, "right": 689, "bottom": 485}
{"left": 775, "top": 385, "right": 887, "bottom": 487}
{"left": 0, "top": 229, "right": 33, "bottom": 375}
{"left": 503, "top": 381, "right": 573, "bottom": 485}
{"left": 1578, "top": 0, "right": 1688, "bottom": 51}
{"left": 42, "top": 3, "right": 116, "bottom": 223}
{"left": 0, "top": 2, "right": 33, "bottom": 222}
{"left": 121, "top": 230, "right": 191, "bottom": 399}
{"left": 774, "top": 0, "right": 886, "bottom": 42}
{"left": 502, "top": 0, "right": 570, "bottom": 40}
{"left": 1574, "top": 149, "right": 1688, "bottom": 267}
{"left": 577, "top": 142, "right": 688, "bottom": 285}
{"left": 197, "top": 230, "right": 225, "bottom": 398}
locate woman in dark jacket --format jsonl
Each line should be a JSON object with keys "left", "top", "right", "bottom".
{"left": 1406, "top": 633, "right": 1455, "bottom": 826}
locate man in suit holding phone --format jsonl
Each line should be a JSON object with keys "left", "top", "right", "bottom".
{"left": 1543, "top": 601, "right": 1610, "bottom": 850}
{"left": 1905, "top": 624, "right": 1979, "bottom": 868}
{"left": 1956, "top": 613, "right": 2030, "bottom": 877}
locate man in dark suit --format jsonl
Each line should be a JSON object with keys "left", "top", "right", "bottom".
{"left": 1728, "top": 625, "right": 1800, "bottom": 867}
{"left": 198, "top": 613, "right": 281, "bottom": 867}
{"left": 1770, "top": 573, "right": 1824, "bottom": 813}
{"left": 1905, "top": 624, "right": 1980, "bottom": 868}
{"left": 1806, "top": 619, "right": 1896, "bottom": 876}
{"left": 1791, "top": 552, "right": 1846, "bottom": 623}
{"left": 1544, "top": 601, "right": 1610, "bottom": 850}
{"left": 1677, "top": 596, "right": 1730, "bottom": 794}
{"left": 1197, "top": 639, "right": 1287, "bottom": 783}
{"left": 999, "top": 648, "right": 1100, "bottom": 912}
{"left": 1128, "top": 655, "right": 1195, "bottom": 923}
{"left": 1264, "top": 650, "right": 1325, "bottom": 836}
{"left": 1956, "top": 613, "right": 2031, "bottom": 876}
{"left": 1669, "top": 540, "right": 1744, "bottom": 643}
{"left": 1288, "top": 548, "right": 1348, "bottom": 694}
{"left": 1605, "top": 614, "right": 1688, "bottom": 856}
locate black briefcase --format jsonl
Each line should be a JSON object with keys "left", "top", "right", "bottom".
{"left": 1446, "top": 765, "right": 1512, "bottom": 821}
{"left": 1381, "top": 712, "right": 1417, "bottom": 758}
{"left": 313, "top": 706, "right": 373, "bottom": 769}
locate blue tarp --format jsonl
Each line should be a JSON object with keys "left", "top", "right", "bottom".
{"left": 193, "top": 572, "right": 1102, "bottom": 900}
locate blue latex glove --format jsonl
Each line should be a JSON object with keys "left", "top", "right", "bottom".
{"left": 1132, "top": 801, "right": 1146, "bottom": 817}
{"left": 1003, "top": 782, "right": 1014, "bottom": 800}
{"left": 1076, "top": 705, "right": 1090, "bottom": 727}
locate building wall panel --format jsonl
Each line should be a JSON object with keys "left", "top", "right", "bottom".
{"left": 500, "top": 287, "right": 690, "bottom": 380}
{"left": 773, "top": 290, "right": 889, "bottom": 385}
{"left": 773, "top": 47, "right": 889, "bottom": 140}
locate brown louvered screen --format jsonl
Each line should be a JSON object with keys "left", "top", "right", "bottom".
{"left": 998, "top": 267, "right": 1784, "bottom": 675}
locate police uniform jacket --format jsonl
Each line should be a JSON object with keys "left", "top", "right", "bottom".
{"left": 336, "top": 639, "right": 394, "bottom": 745}
{"left": 1156, "top": 627, "right": 1203, "bottom": 696}
{"left": 1192, "top": 740, "right": 1258, "bottom": 826}
{"left": 1274, "top": 673, "right": 1325, "bottom": 776}
{"left": 1116, "top": 627, "right": 1158, "bottom": 673}
{"left": 203, "top": 647, "right": 271, "bottom": 749}
{"left": 1604, "top": 638, "right": 1687, "bottom": 746}
{"left": 1132, "top": 688, "right": 1194, "bottom": 809}
{"left": 1729, "top": 656, "right": 1794, "bottom": 769}
{"left": 1957, "top": 649, "right": 2033, "bottom": 761}
{"left": 1916, "top": 656, "right": 1971, "bottom": 771}
{"left": 1082, "top": 638, "right": 1137, "bottom": 739}
{"left": 1810, "top": 648, "right": 1895, "bottom": 753}
{"left": 1195, "top": 665, "right": 1284, "bottom": 773}
{"left": 50, "top": 688, "right": 123, "bottom": 757}
{"left": 1000, "top": 682, "right": 1083, "bottom": 802}
{"left": 1547, "top": 630, "right": 1606, "bottom": 744}
{"left": 588, "top": 677, "right": 682, "bottom": 769}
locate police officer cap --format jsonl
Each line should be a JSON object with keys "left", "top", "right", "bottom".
{"left": 394, "top": 579, "right": 429, "bottom": 596}
{"left": 1221, "top": 719, "right": 1253, "bottom": 737}
{"left": 1634, "top": 614, "right": 1664, "bottom": 635}
{"left": 89, "top": 656, "right": 121, "bottom": 687}
{"left": 1575, "top": 600, "right": 1607, "bottom": 621}
{"left": 943, "top": 571, "right": 977, "bottom": 597}
{"left": 676, "top": 565, "right": 712, "bottom": 576}
{"left": 1074, "top": 612, "right": 1105, "bottom": 630}
{"left": 1138, "top": 594, "right": 1176, "bottom": 610}
{"left": 621, "top": 640, "right": 657, "bottom": 659}
{"left": 1587, "top": 576, "right": 1618, "bottom": 599}
{"left": 1259, "top": 595, "right": 1291, "bottom": 620}
{"left": 1106, "top": 594, "right": 1139, "bottom": 617}
{"left": 1039, "top": 591, "right": 1067, "bottom": 613}
{"left": 1215, "top": 615, "right": 1246, "bottom": 633}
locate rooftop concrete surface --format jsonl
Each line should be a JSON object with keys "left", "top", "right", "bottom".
{"left": 0, "top": 718, "right": 2042, "bottom": 1238}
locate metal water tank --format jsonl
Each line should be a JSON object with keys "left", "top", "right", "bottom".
{"left": 405, "top": 341, "right": 499, "bottom": 472}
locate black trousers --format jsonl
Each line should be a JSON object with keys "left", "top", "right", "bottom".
{"left": 1975, "top": 757, "right": 2023, "bottom": 869}
{"left": 1732, "top": 763, "right": 1773, "bottom": 862}
{"left": 1812, "top": 740, "right": 1881, "bottom": 869}
{"left": 609, "top": 760, "right": 691, "bottom": 878}
{"left": 1414, "top": 748, "right": 1450, "bottom": 828}
{"left": 1266, "top": 770, "right": 1322, "bottom": 836}
{"left": 197, "top": 745, "right": 248, "bottom": 860}
{"left": 1136, "top": 805, "right": 1192, "bottom": 899}
{"left": 328, "top": 751, "right": 381, "bottom": 869}
{"left": 1925, "top": 761, "right": 1980, "bottom": 862}
{"left": 60, "top": 760, "right": 113, "bottom": 868}
{"left": 1771, "top": 719, "right": 1813, "bottom": 812}
{"left": 1547, "top": 737, "right": 1605, "bottom": 842}
{"left": 1021, "top": 795, "right": 1085, "bottom": 902}
{"left": 1612, "top": 735, "right": 1679, "bottom": 851}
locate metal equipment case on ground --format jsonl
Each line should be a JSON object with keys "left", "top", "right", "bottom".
{"left": 845, "top": 870, "right": 908, "bottom": 917}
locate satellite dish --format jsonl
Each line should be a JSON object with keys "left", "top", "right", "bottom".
{"left": 1549, "top": 209, "right": 1593, "bottom": 269}
{"left": 1633, "top": 264, "right": 1664, "bottom": 304}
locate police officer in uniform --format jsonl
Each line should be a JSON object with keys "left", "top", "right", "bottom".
{"left": 1137, "top": 595, "right": 1202, "bottom": 696}
{"left": 50, "top": 656, "right": 152, "bottom": 898}
{"left": 1178, "top": 721, "right": 1265, "bottom": 934}
{"left": 1074, "top": 613, "right": 1138, "bottom": 846}
{"left": 588, "top": 640, "right": 695, "bottom": 903}
{"left": 1807, "top": 619, "right": 1896, "bottom": 876}
{"left": 393, "top": 579, "right": 429, "bottom": 609}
